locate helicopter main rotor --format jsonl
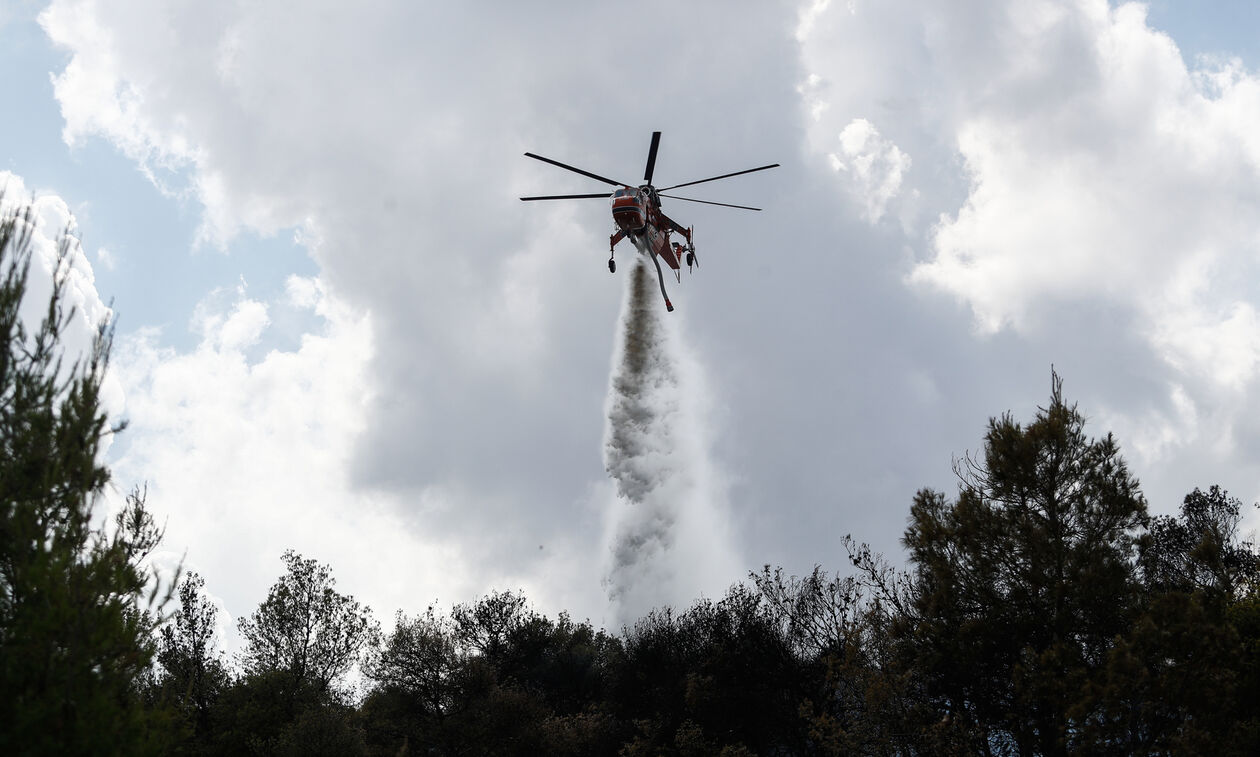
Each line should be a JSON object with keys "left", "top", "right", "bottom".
{"left": 520, "top": 131, "right": 777, "bottom": 210}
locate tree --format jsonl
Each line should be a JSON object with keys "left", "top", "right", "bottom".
{"left": 1140, "top": 485, "right": 1259, "bottom": 601}
{"left": 401, "top": 591, "right": 625, "bottom": 755}
{"left": 450, "top": 589, "right": 536, "bottom": 665}
{"left": 237, "top": 550, "right": 379, "bottom": 702}
{"left": 615, "top": 585, "right": 806, "bottom": 756}
{"left": 368, "top": 607, "right": 459, "bottom": 714}
{"left": 154, "top": 571, "right": 230, "bottom": 747}
{"left": 1083, "top": 485, "right": 1260, "bottom": 754}
{"left": 899, "top": 373, "right": 1148, "bottom": 755}
{"left": 755, "top": 549, "right": 948, "bottom": 756}
{"left": 208, "top": 668, "right": 367, "bottom": 756}
{"left": 0, "top": 198, "right": 174, "bottom": 753}
{"left": 362, "top": 591, "right": 634, "bottom": 756}
{"left": 362, "top": 607, "right": 461, "bottom": 753}
{"left": 221, "top": 551, "right": 376, "bottom": 755}
{"left": 1230, "top": 590, "right": 1260, "bottom": 750}
{"left": 450, "top": 590, "right": 620, "bottom": 715}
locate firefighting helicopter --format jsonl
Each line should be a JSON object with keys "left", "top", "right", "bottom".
{"left": 520, "top": 131, "right": 777, "bottom": 312}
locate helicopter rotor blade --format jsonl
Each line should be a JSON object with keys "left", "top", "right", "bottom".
{"left": 659, "top": 163, "right": 780, "bottom": 191}
{"left": 520, "top": 192, "right": 613, "bottom": 201}
{"left": 643, "top": 131, "right": 661, "bottom": 184}
{"left": 659, "top": 194, "right": 762, "bottom": 211}
{"left": 523, "top": 152, "right": 628, "bottom": 188}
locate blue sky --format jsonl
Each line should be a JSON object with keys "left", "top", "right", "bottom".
{"left": 2, "top": 6, "right": 314, "bottom": 355}
{"left": 1146, "top": 0, "right": 1259, "bottom": 63}
{"left": 5, "top": 0, "right": 1260, "bottom": 638}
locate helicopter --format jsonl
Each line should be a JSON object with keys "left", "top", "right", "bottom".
{"left": 520, "top": 131, "right": 777, "bottom": 312}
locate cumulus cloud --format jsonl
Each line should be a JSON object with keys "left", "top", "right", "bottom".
{"left": 798, "top": 0, "right": 1260, "bottom": 510}
{"left": 109, "top": 278, "right": 489, "bottom": 648}
{"left": 94, "top": 245, "right": 116, "bottom": 270}
{"left": 1, "top": 171, "right": 122, "bottom": 421}
{"left": 41, "top": 2, "right": 206, "bottom": 196}
{"left": 922, "top": 3, "right": 1260, "bottom": 402}
{"left": 802, "top": 0, "right": 1260, "bottom": 376}
{"left": 1151, "top": 301, "right": 1260, "bottom": 393}
{"left": 826, "top": 118, "right": 912, "bottom": 223}
{"left": 2, "top": 172, "right": 110, "bottom": 333}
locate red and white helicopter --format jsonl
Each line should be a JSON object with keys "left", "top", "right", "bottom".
{"left": 521, "top": 131, "right": 777, "bottom": 312}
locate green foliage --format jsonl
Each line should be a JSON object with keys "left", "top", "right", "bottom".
{"left": 270, "top": 700, "right": 367, "bottom": 757}
{"left": 153, "top": 571, "right": 230, "bottom": 751}
{"left": 207, "top": 552, "right": 378, "bottom": 756}
{"left": 767, "top": 546, "right": 950, "bottom": 756}
{"left": 797, "top": 374, "right": 1260, "bottom": 755}
{"left": 450, "top": 592, "right": 620, "bottom": 716}
{"left": 1082, "top": 486, "right": 1260, "bottom": 754}
{"left": 900, "top": 372, "right": 1149, "bottom": 754}
{"left": 1230, "top": 591, "right": 1260, "bottom": 749}
{"left": 614, "top": 585, "right": 804, "bottom": 755}
{"left": 1141, "top": 485, "right": 1260, "bottom": 600}
{"left": 368, "top": 606, "right": 459, "bottom": 713}
{"left": 0, "top": 199, "right": 174, "bottom": 754}
{"left": 364, "top": 590, "right": 626, "bottom": 756}
{"left": 237, "top": 550, "right": 380, "bottom": 703}
{"left": 361, "top": 607, "right": 459, "bottom": 753}
{"left": 206, "top": 669, "right": 366, "bottom": 757}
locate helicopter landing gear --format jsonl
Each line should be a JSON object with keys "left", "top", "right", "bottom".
{"left": 608, "top": 257, "right": 616, "bottom": 273}
{"left": 683, "top": 226, "right": 698, "bottom": 272}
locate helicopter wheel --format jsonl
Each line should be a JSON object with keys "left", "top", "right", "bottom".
{"left": 685, "top": 252, "right": 694, "bottom": 268}
{"left": 608, "top": 259, "right": 616, "bottom": 273}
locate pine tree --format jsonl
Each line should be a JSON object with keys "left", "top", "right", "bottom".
{"left": 0, "top": 199, "right": 173, "bottom": 754}
{"left": 155, "top": 571, "right": 229, "bottom": 747}
{"left": 901, "top": 372, "right": 1147, "bottom": 755}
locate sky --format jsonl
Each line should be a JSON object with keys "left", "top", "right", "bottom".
{"left": 3, "top": 0, "right": 1260, "bottom": 649}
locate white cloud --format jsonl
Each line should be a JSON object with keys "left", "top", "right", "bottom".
{"left": 904, "top": 3, "right": 1260, "bottom": 361}
{"left": 192, "top": 295, "right": 268, "bottom": 352}
{"left": 1, "top": 171, "right": 122, "bottom": 422}
{"left": 95, "top": 245, "right": 116, "bottom": 270}
{"left": 798, "top": 0, "right": 1260, "bottom": 511}
{"left": 1152, "top": 300, "right": 1260, "bottom": 393}
{"left": 2, "top": 172, "right": 109, "bottom": 330}
{"left": 284, "top": 274, "right": 320, "bottom": 309}
{"left": 826, "top": 118, "right": 911, "bottom": 223}
{"left": 1097, "top": 382, "right": 1200, "bottom": 466}
{"left": 40, "top": 2, "right": 204, "bottom": 193}
{"left": 110, "top": 281, "right": 489, "bottom": 645}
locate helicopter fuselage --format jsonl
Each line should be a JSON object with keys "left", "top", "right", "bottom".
{"left": 611, "top": 186, "right": 682, "bottom": 271}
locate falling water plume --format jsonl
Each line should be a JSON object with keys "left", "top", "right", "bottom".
{"left": 602, "top": 259, "right": 739, "bottom": 627}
